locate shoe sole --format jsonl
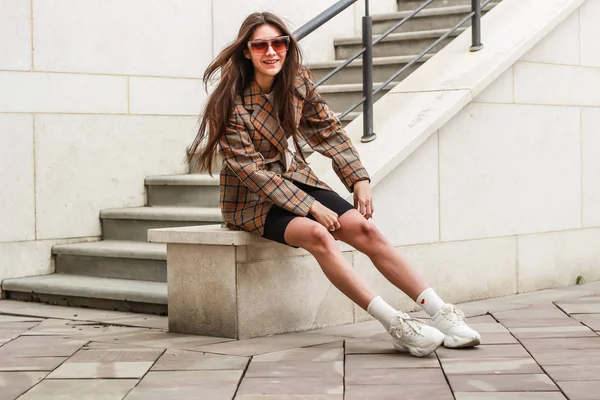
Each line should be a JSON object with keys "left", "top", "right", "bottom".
{"left": 394, "top": 333, "right": 445, "bottom": 357}
{"left": 444, "top": 334, "right": 481, "bottom": 349}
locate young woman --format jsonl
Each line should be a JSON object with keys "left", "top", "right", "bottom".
{"left": 189, "top": 12, "right": 480, "bottom": 357}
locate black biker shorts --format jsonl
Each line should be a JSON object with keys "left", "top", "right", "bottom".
{"left": 262, "top": 181, "right": 354, "bottom": 247}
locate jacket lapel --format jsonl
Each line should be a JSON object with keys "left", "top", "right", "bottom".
{"left": 243, "top": 80, "right": 288, "bottom": 155}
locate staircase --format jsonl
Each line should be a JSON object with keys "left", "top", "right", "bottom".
{"left": 1, "top": 0, "right": 499, "bottom": 314}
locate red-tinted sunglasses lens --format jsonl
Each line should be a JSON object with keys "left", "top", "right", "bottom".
{"left": 249, "top": 42, "right": 269, "bottom": 54}
{"left": 249, "top": 37, "right": 289, "bottom": 55}
{"left": 270, "top": 39, "right": 289, "bottom": 52}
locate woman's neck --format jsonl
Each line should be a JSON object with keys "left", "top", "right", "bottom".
{"left": 255, "top": 73, "right": 274, "bottom": 94}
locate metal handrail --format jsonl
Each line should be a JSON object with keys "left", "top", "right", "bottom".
{"left": 294, "top": 0, "right": 358, "bottom": 41}
{"left": 293, "top": 0, "right": 487, "bottom": 142}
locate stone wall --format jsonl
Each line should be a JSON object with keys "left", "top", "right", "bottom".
{"left": 360, "top": 4, "right": 600, "bottom": 317}
{"left": 0, "top": 0, "right": 395, "bottom": 279}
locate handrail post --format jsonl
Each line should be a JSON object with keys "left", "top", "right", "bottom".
{"left": 361, "top": 0, "right": 376, "bottom": 143}
{"left": 470, "top": 0, "right": 483, "bottom": 51}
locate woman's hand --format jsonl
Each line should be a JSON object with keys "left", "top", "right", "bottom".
{"left": 353, "top": 180, "right": 374, "bottom": 219}
{"left": 309, "top": 200, "right": 341, "bottom": 232}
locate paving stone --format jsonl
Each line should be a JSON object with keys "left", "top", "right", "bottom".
{"left": 479, "top": 333, "right": 518, "bottom": 344}
{"left": 493, "top": 309, "right": 569, "bottom": 319}
{"left": 468, "top": 323, "right": 509, "bottom": 333}
{"left": 345, "top": 339, "right": 396, "bottom": 354}
{"left": 305, "top": 320, "right": 383, "bottom": 338}
{"left": 68, "top": 348, "right": 164, "bottom": 362}
{"left": 501, "top": 288, "right": 596, "bottom": 305}
{"left": 0, "top": 331, "right": 20, "bottom": 344}
{"left": 85, "top": 330, "right": 231, "bottom": 350}
{"left": 520, "top": 337, "right": 600, "bottom": 351}
{"left": 571, "top": 314, "right": 600, "bottom": 330}
{"left": 530, "top": 350, "right": 600, "bottom": 365}
{"left": 45, "top": 347, "right": 164, "bottom": 379}
{"left": 544, "top": 365, "right": 600, "bottom": 381}
{"left": 440, "top": 357, "right": 544, "bottom": 375}
{"left": 455, "top": 393, "right": 567, "bottom": 399}
{"left": 235, "top": 395, "right": 342, "bottom": 400}
{"left": 0, "top": 315, "right": 44, "bottom": 323}
{"left": 466, "top": 315, "right": 497, "bottom": 324}
{"left": 497, "top": 318, "right": 583, "bottom": 328}
{"left": 0, "top": 356, "right": 67, "bottom": 372}
{"left": 20, "top": 319, "right": 110, "bottom": 336}
{"left": 0, "top": 372, "right": 47, "bottom": 400}
{"left": 0, "top": 321, "right": 42, "bottom": 332}
{"left": 0, "top": 301, "right": 135, "bottom": 322}
{"left": 511, "top": 325, "right": 598, "bottom": 339}
{"left": 18, "top": 378, "right": 138, "bottom": 400}
{"left": 345, "top": 384, "right": 453, "bottom": 400}
{"left": 515, "top": 302, "right": 564, "bottom": 310}
{"left": 195, "top": 333, "right": 343, "bottom": 356}
{"left": 75, "top": 326, "right": 155, "bottom": 342}
{"left": 557, "top": 381, "right": 600, "bottom": 400}
{"left": 48, "top": 361, "right": 155, "bottom": 379}
{"left": 436, "top": 345, "right": 530, "bottom": 360}
{"left": 448, "top": 373, "right": 558, "bottom": 392}
{"left": 237, "top": 377, "right": 343, "bottom": 395}
{"left": 345, "top": 367, "right": 447, "bottom": 385}
{"left": 556, "top": 295, "right": 600, "bottom": 304}
{"left": 151, "top": 349, "right": 248, "bottom": 371}
{"left": 97, "top": 314, "right": 168, "bottom": 330}
{"left": 125, "top": 370, "right": 242, "bottom": 400}
{"left": 252, "top": 346, "right": 343, "bottom": 362}
{"left": 309, "top": 341, "right": 345, "bottom": 349}
{"left": 0, "top": 336, "right": 87, "bottom": 357}
{"left": 556, "top": 303, "right": 600, "bottom": 314}
{"left": 246, "top": 360, "right": 343, "bottom": 378}
{"left": 83, "top": 341, "right": 156, "bottom": 350}
{"left": 345, "top": 353, "right": 439, "bottom": 369}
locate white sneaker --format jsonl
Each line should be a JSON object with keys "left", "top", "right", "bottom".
{"left": 389, "top": 312, "right": 445, "bottom": 357}
{"left": 431, "top": 304, "right": 481, "bottom": 348}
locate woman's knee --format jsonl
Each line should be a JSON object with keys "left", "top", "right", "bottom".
{"left": 304, "top": 224, "right": 339, "bottom": 256}
{"left": 354, "top": 221, "right": 387, "bottom": 249}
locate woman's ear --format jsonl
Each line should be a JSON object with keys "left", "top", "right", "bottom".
{"left": 243, "top": 49, "right": 251, "bottom": 60}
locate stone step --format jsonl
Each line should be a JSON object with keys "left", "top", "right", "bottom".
{"left": 335, "top": 27, "right": 466, "bottom": 59}
{"left": 374, "top": 4, "right": 497, "bottom": 35}
{"left": 396, "top": 0, "right": 495, "bottom": 11}
{"left": 100, "top": 206, "right": 222, "bottom": 242}
{"left": 1, "top": 275, "right": 167, "bottom": 315}
{"left": 317, "top": 82, "right": 393, "bottom": 112}
{"left": 146, "top": 174, "right": 220, "bottom": 208}
{"left": 310, "top": 54, "right": 432, "bottom": 86}
{"left": 53, "top": 240, "right": 167, "bottom": 282}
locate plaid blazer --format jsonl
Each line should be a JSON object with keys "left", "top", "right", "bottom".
{"left": 218, "top": 68, "right": 370, "bottom": 236}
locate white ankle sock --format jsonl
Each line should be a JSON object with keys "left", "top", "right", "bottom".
{"left": 367, "top": 296, "right": 398, "bottom": 331}
{"left": 416, "top": 288, "right": 445, "bottom": 316}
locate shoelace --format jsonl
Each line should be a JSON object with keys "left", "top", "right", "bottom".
{"left": 441, "top": 305, "right": 466, "bottom": 327}
{"left": 390, "top": 314, "right": 427, "bottom": 338}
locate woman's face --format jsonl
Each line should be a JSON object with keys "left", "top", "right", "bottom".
{"left": 245, "top": 24, "right": 288, "bottom": 82}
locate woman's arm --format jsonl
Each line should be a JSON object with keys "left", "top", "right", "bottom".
{"left": 219, "top": 106, "right": 315, "bottom": 216}
{"left": 298, "top": 70, "right": 370, "bottom": 193}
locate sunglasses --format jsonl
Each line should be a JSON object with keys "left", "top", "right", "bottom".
{"left": 247, "top": 36, "right": 290, "bottom": 56}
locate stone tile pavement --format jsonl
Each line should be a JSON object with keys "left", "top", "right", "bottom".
{"left": 1, "top": 281, "right": 599, "bottom": 399}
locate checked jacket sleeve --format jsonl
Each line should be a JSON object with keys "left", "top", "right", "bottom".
{"left": 219, "top": 106, "right": 315, "bottom": 216}
{"left": 299, "top": 71, "right": 370, "bottom": 193}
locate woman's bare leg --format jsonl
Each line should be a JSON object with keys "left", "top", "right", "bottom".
{"left": 330, "top": 210, "right": 481, "bottom": 349}
{"left": 285, "top": 214, "right": 453, "bottom": 356}
{"left": 332, "top": 210, "right": 429, "bottom": 301}
{"left": 284, "top": 216, "right": 377, "bottom": 310}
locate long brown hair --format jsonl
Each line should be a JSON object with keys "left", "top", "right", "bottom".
{"left": 188, "top": 12, "right": 308, "bottom": 174}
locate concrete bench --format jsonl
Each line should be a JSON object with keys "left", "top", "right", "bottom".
{"left": 148, "top": 225, "right": 358, "bottom": 339}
